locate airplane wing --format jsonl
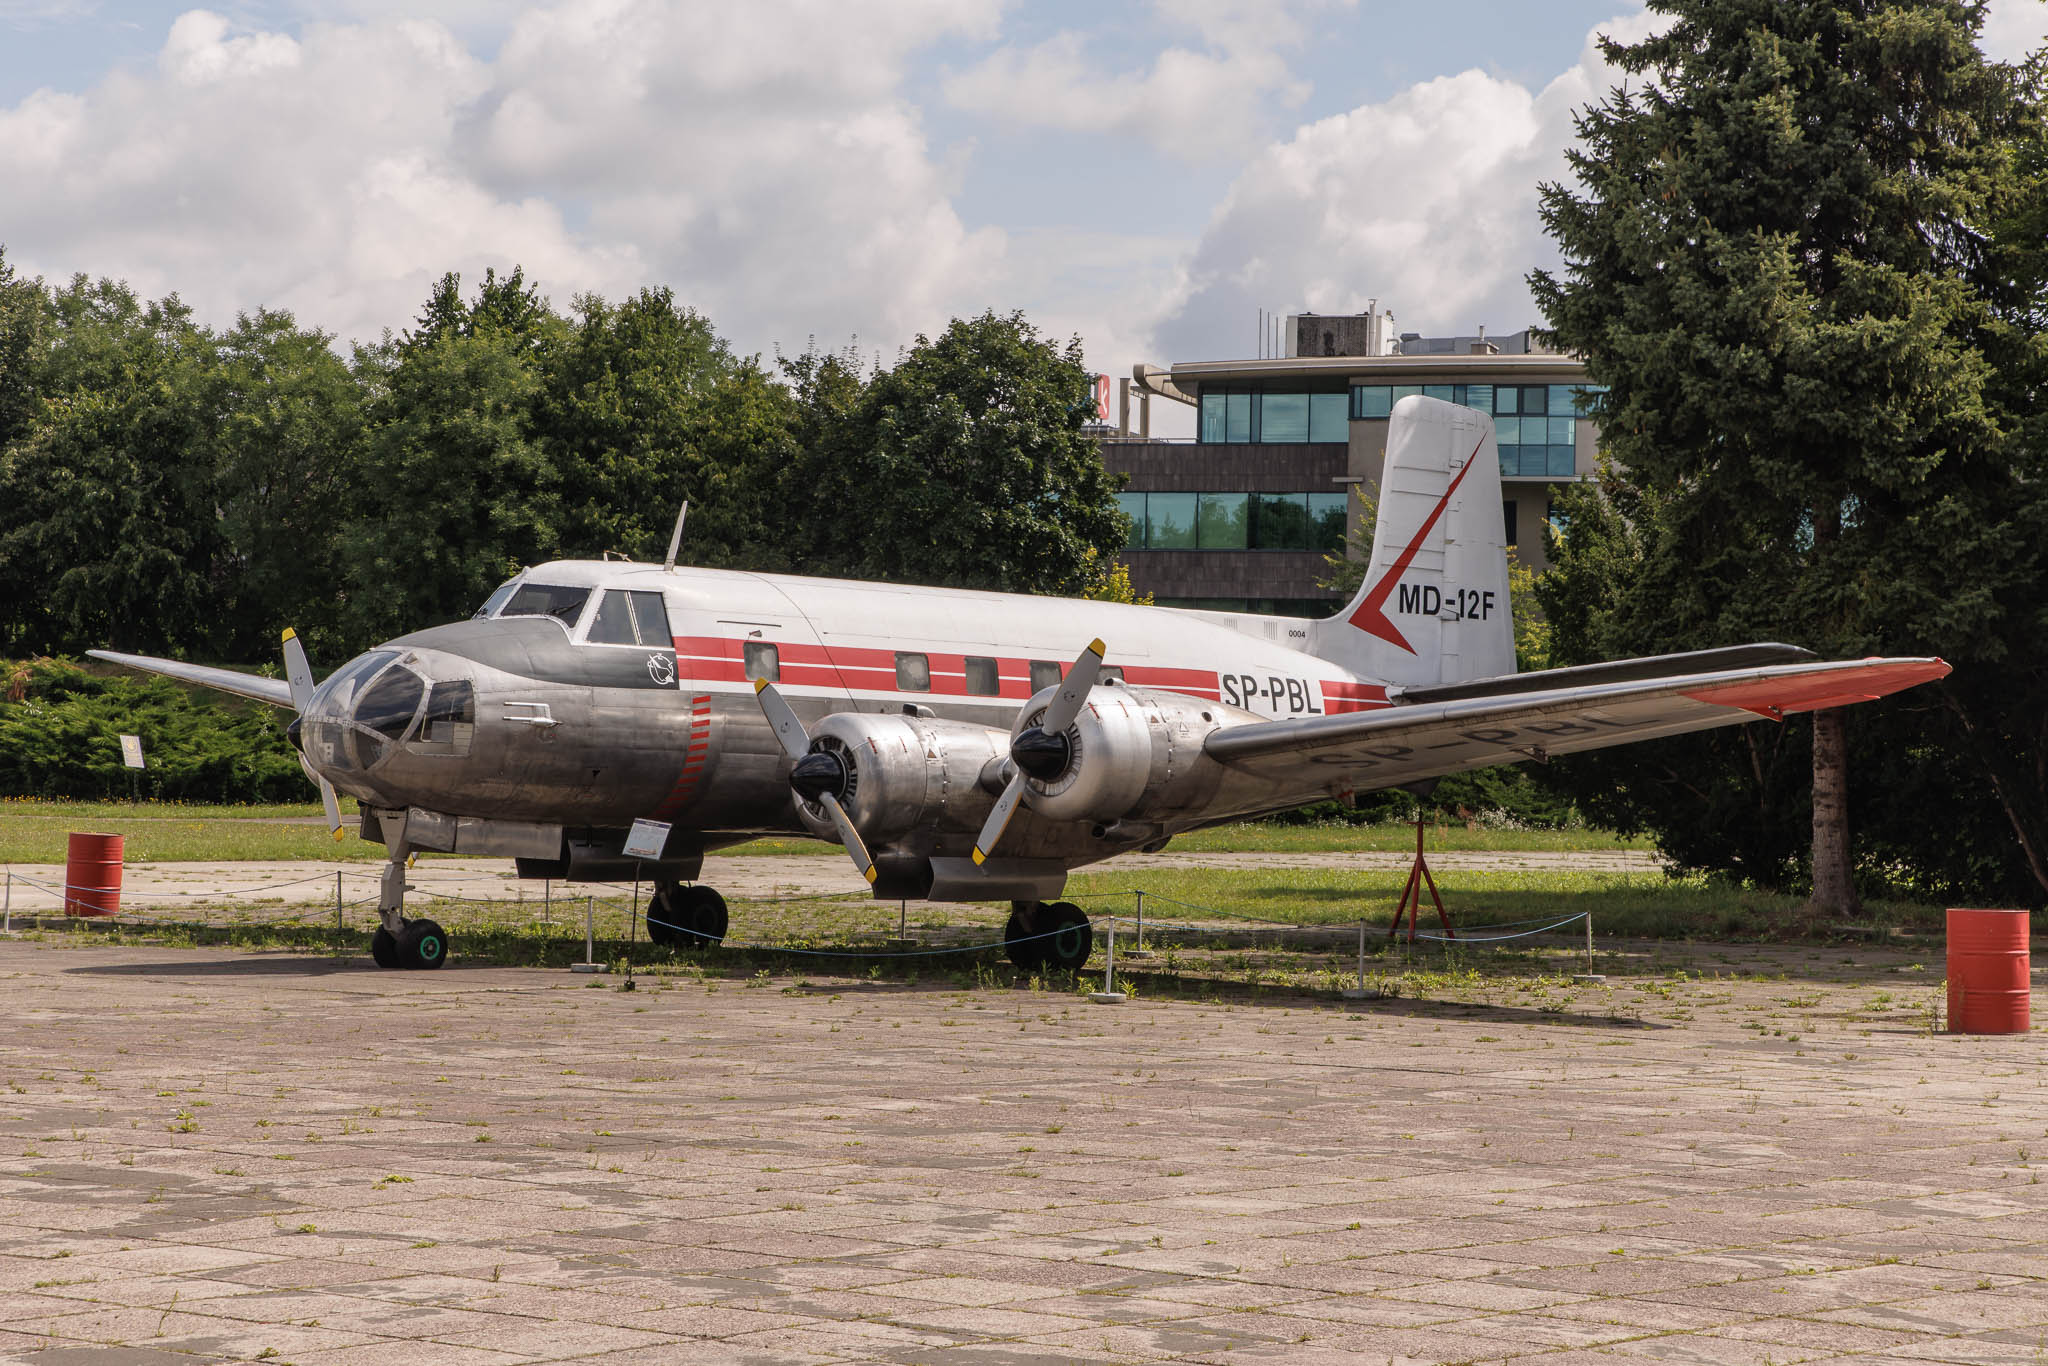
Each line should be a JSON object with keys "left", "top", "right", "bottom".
{"left": 87, "top": 650, "right": 296, "bottom": 709}
{"left": 1203, "top": 656, "right": 1950, "bottom": 790}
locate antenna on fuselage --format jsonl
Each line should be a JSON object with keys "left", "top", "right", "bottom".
{"left": 662, "top": 500, "right": 688, "bottom": 573}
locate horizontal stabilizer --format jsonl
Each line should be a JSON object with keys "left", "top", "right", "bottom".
{"left": 86, "top": 650, "right": 295, "bottom": 709}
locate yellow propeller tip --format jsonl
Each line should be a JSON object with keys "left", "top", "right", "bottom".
{"left": 752, "top": 677, "right": 769, "bottom": 694}
{"left": 331, "top": 829, "right": 344, "bottom": 842}
{"left": 862, "top": 866, "right": 878, "bottom": 884}
{"left": 971, "top": 848, "right": 987, "bottom": 866}
{"left": 281, "top": 627, "right": 297, "bottom": 643}
{"left": 1088, "top": 638, "right": 1105, "bottom": 656}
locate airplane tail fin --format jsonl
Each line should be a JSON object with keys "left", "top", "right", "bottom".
{"left": 1307, "top": 395, "right": 1513, "bottom": 687}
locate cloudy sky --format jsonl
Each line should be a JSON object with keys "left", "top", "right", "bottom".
{"left": 3, "top": 0, "right": 2044, "bottom": 435}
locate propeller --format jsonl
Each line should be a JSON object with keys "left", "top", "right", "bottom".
{"left": 753, "top": 678, "right": 878, "bottom": 886}
{"left": 281, "top": 628, "right": 345, "bottom": 842}
{"left": 972, "top": 638, "right": 1106, "bottom": 866}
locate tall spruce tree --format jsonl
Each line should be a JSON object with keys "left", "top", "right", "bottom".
{"left": 1531, "top": 0, "right": 2042, "bottom": 910}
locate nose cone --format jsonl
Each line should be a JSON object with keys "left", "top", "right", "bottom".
{"left": 1011, "top": 726, "right": 1071, "bottom": 781}
{"left": 791, "top": 750, "right": 848, "bottom": 802}
{"left": 285, "top": 714, "right": 304, "bottom": 753}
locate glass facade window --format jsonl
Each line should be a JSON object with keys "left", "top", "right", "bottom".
{"left": 1197, "top": 493, "right": 1249, "bottom": 548}
{"left": 1307, "top": 493, "right": 1348, "bottom": 550}
{"left": 1309, "top": 392, "right": 1348, "bottom": 442}
{"left": 1503, "top": 499, "right": 1518, "bottom": 547}
{"left": 1260, "top": 393, "right": 1309, "bottom": 443}
{"left": 1196, "top": 386, "right": 1350, "bottom": 443}
{"left": 1251, "top": 492, "right": 1309, "bottom": 549}
{"left": 1115, "top": 491, "right": 1147, "bottom": 550}
{"left": 1346, "top": 381, "right": 1602, "bottom": 478}
{"left": 1145, "top": 492, "right": 1197, "bottom": 548}
{"left": 1225, "top": 391, "right": 1252, "bottom": 443}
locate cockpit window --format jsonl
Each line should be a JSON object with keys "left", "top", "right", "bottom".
{"left": 309, "top": 650, "right": 396, "bottom": 714}
{"left": 475, "top": 579, "right": 519, "bottom": 620}
{"left": 498, "top": 583, "right": 590, "bottom": 625}
{"left": 355, "top": 665, "right": 426, "bottom": 741}
{"left": 585, "top": 589, "right": 673, "bottom": 647}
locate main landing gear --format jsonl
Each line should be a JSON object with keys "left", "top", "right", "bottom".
{"left": 646, "top": 883, "right": 728, "bottom": 950}
{"left": 1003, "top": 900, "right": 1093, "bottom": 974}
{"left": 369, "top": 842, "right": 447, "bottom": 970}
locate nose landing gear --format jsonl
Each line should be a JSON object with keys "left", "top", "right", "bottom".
{"left": 368, "top": 836, "right": 448, "bottom": 970}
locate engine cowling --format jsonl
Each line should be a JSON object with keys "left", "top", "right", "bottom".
{"left": 791, "top": 712, "right": 1010, "bottom": 846}
{"left": 1013, "top": 685, "right": 1227, "bottom": 827}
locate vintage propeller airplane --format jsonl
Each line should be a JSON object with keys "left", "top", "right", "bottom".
{"left": 92, "top": 396, "right": 1949, "bottom": 970}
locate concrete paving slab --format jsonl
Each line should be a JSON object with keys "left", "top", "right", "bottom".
{"left": 0, "top": 938, "right": 2040, "bottom": 1364}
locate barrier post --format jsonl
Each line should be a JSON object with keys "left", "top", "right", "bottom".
{"left": 572, "top": 895, "right": 602, "bottom": 973}
{"left": 335, "top": 871, "right": 342, "bottom": 931}
{"left": 1127, "top": 889, "right": 1152, "bottom": 958}
{"left": 1574, "top": 911, "right": 1605, "bottom": 983}
{"left": 4, "top": 870, "right": 10, "bottom": 932}
{"left": 1091, "top": 916, "right": 1125, "bottom": 1003}
{"left": 1342, "top": 917, "right": 1373, "bottom": 999}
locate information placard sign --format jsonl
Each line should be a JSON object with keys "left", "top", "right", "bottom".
{"left": 622, "top": 818, "right": 671, "bottom": 861}
{"left": 119, "top": 734, "right": 146, "bottom": 770}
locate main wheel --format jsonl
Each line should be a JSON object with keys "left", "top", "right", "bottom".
{"left": 677, "top": 885, "right": 727, "bottom": 948}
{"left": 397, "top": 917, "right": 447, "bottom": 970}
{"left": 370, "top": 925, "right": 400, "bottom": 969}
{"left": 645, "top": 884, "right": 686, "bottom": 948}
{"left": 1040, "top": 902, "right": 1093, "bottom": 973}
{"left": 1004, "top": 903, "right": 1044, "bottom": 972}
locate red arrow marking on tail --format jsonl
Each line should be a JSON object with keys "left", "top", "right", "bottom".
{"left": 1347, "top": 433, "right": 1487, "bottom": 653}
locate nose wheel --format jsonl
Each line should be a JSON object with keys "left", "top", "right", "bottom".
{"left": 646, "top": 884, "right": 727, "bottom": 949}
{"left": 370, "top": 918, "right": 447, "bottom": 970}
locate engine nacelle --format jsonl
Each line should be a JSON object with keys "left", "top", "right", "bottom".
{"left": 1017, "top": 685, "right": 1228, "bottom": 826}
{"left": 795, "top": 712, "right": 1009, "bottom": 845}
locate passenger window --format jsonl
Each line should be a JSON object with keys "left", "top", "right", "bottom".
{"left": 1029, "top": 660, "right": 1062, "bottom": 692}
{"left": 744, "top": 641, "right": 779, "bottom": 683}
{"left": 629, "top": 591, "right": 670, "bottom": 646}
{"left": 895, "top": 652, "right": 930, "bottom": 691}
{"left": 588, "top": 591, "right": 638, "bottom": 645}
{"left": 964, "top": 657, "right": 999, "bottom": 696}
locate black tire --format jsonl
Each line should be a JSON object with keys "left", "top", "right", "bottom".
{"left": 1004, "top": 903, "right": 1044, "bottom": 972}
{"left": 370, "top": 925, "right": 400, "bottom": 969}
{"left": 645, "top": 884, "right": 685, "bottom": 948}
{"left": 677, "top": 885, "right": 727, "bottom": 948}
{"left": 397, "top": 918, "right": 448, "bottom": 970}
{"left": 1040, "top": 902, "right": 1093, "bottom": 973}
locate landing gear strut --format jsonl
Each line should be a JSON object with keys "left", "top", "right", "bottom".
{"left": 1004, "top": 900, "right": 1092, "bottom": 974}
{"left": 646, "top": 883, "right": 728, "bottom": 949}
{"left": 368, "top": 836, "right": 447, "bottom": 970}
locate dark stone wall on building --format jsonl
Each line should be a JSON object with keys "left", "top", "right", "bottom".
{"left": 1122, "top": 551, "right": 1339, "bottom": 605}
{"left": 1099, "top": 439, "right": 1348, "bottom": 492}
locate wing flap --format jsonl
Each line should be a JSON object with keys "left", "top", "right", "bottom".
{"left": 1204, "top": 656, "right": 1949, "bottom": 789}
{"left": 86, "top": 650, "right": 296, "bottom": 709}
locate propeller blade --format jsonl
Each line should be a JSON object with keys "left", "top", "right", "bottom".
{"left": 817, "top": 792, "right": 878, "bottom": 885}
{"left": 282, "top": 629, "right": 343, "bottom": 842}
{"left": 1041, "top": 637, "right": 1106, "bottom": 734}
{"left": 318, "top": 778, "right": 344, "bottom": 842}
{"left": 971, "top": 772, "right": 1026, "bottom": 867}
{"left": 281, "top": 628, "right": 316, "bottom": 715}
{"left": 753, "top": 677, "right": 812, "bottom": 761}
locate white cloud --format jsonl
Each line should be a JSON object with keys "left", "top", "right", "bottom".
{"left": 0, "top": 1, "right": 1007, "bottom": 359}
{"left": 1148, "top": 10, "right": 1660, "bottom": 360}
{"left": 942, "top": 0, "right": 1325, "bottom": 162}
{"left": 1980, "top": 0, "right": 2048, "bottom": 60}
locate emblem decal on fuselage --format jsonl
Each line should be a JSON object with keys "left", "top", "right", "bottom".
{"left": 646, "top": 652, "right": 677, "bottom": 687}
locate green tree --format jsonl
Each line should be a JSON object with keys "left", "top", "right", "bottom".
{"left": 210, "top": 309, "right": 364, "bottom": 662}
{"left": 787, "top": 311, "right": 1127, "bottom": 596}
{"left": 0, "top": 279, "right": 221, "bottom": 655}
{"left": 1531, "top": 0, "right": 2043, "bottom": 907}
{"left": 340, "top": 273, "right": 566, "bottom": 646}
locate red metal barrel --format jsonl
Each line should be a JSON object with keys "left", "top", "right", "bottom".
{"left": 64, "top": 832, "right": 122, "bottom": 917}
{"left": 1947, "top": 908, "right": 2031, "bottom": 1034}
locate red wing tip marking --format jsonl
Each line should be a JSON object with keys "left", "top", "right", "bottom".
{"left": 1686, "top": 659, "right": 1951, "bottom": 717}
